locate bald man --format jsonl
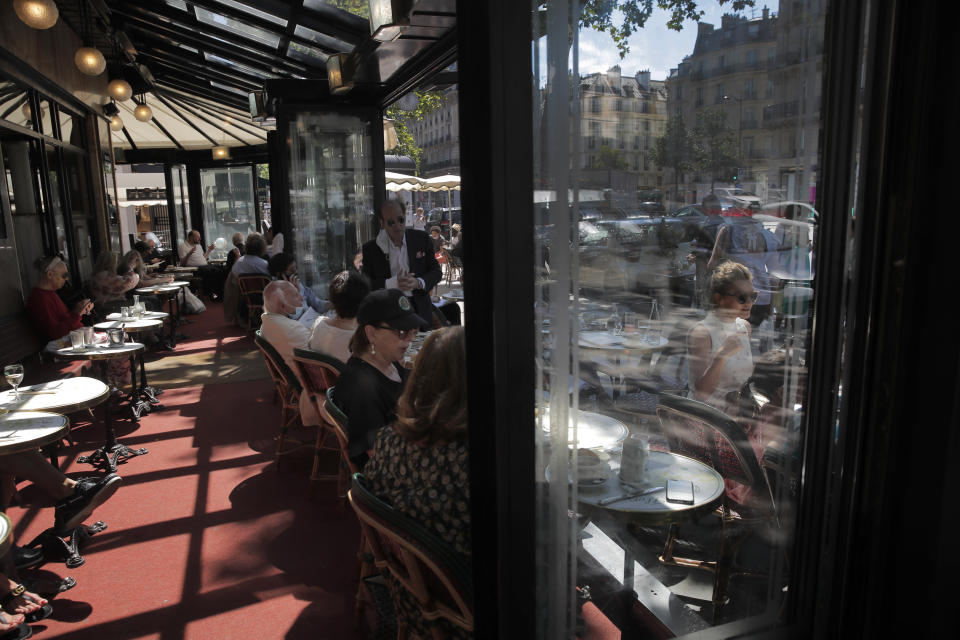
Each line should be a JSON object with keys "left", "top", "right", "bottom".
{"left": 259, "top": 280, "right": 318, "bottom": 426}
{"left": 361, "top": 199, "right": 443, "bottom": 328}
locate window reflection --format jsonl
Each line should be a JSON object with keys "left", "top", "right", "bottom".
{"left": 534, "top": 1, "right": 823, "bottom": 635}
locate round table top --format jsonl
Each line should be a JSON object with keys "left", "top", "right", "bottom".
{"left": 576, "top": 451, "right": 724, "bottom": 525}
{"left": 0, "top": 512, "right": 11, "bottom": 556}
{"left": 94, "top": 318, "right": 164, "bottom": 333}
{"left": 168, "top": 266, "right": 197, "bottom": 272}
{"left": 539, "top": 408, "right": 629, "bottom": 450}
{"left": 0, "top": 410, "right": 70, "bottom": 455}
{"left": 579, "top": 331, "right": 669, "bottom": 351}
{"left": 0, "top": 376, "right": 109, "bottom": 414}
{"left": 106, "top": 310, "right": 169, "bottom": 321}
{"left": 442, "top": 289, "right": 464, "bottom": 301}
{"left": 135, "top": 283, "right": 184, "bottom": 294}
{"left": 55, "top": 342, "right": 145, "bottom": 361}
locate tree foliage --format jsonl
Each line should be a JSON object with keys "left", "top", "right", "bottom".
{"left": 692, "top": 106, "right": 738, "bottom": 189}
{"left": 596, "top": 144, "right": 629, "bottom": 170}
{"left": 651, "top": 113, "right": 693, "bottom": 196}
{"left": 385, "top": 91, "right": 445, "bottom": 176}
{"left": 580, "top": 0, "right": 755, "bottom": 58}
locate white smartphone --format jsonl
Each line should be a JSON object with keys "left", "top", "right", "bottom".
{"left": 666, "top": 479, "right": 695, "bottom": 505}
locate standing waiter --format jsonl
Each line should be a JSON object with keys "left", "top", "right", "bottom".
{"left": 362, "top": 199, "right": 443, "bottom": 328}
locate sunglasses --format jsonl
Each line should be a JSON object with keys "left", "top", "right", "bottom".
{"left": 378, "top": 325, "right": 417, "bottom": 339}
{"left": 723, "top": 291, "right": 759, "bottom": 304}
{"left": 384, "top": 216, "right": 405, "bottom": 227}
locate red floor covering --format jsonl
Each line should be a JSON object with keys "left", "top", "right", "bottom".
{"left": 7, "top": 305, "right": 364, "bottom": 640}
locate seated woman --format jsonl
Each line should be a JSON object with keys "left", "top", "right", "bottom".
{"left": 308, "top": 270, "right": 370, "bottom": 363}
{"left": 89, "top": 251, "right": 139, "bottom": 314}
{"left": 121, "top": 250, "right": 173, "bottom": 287}
{"left": 687, "top": 260, "right": 756, "bottom": 416}
{"left": 225, "top": 232, "right": 245, "bottom": 272}
{"left": 25, "top": 255, "right": 93, "bottom": 344}
{"left": 364, "top": 325, "right": 471, "bottom": 559}
{"left": 332, "top": 289, "right": 424, "bottom": 468}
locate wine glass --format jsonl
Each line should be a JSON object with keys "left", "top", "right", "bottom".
{"left": 4, "top": 364, "right": 24, "bottom": 401}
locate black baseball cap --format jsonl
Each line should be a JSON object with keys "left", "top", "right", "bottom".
{"left": 357, "top": 289, "right": 427, "bottom": 330}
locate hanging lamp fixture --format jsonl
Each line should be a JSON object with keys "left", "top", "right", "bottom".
{"left": 107, "top": 78, "right": 133, "bottom": 101}
{"left": 212, "top": 146, "right": 230, "bottom": 160}
{"left": 73, "top": 1, "right": 106, "bottom": 76}
{"left": 13, "top": 0, "right": 59, "bottom": 30}
{"left": 109, "top": 114, "right": 124, "bottom": 131}
{"left": 133, "top": 95, "right": 153, "bottom": 122}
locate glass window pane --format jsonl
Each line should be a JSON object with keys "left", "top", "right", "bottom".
{"left": 203, "top": 52, "right": 280, "bottom": 79}
{"left": 3, "top": 140, "right": 47, "bottom": 289}
{"left": 0, "top": 80, "right": 33, "bottom": 130}
{"left": 199, "top": 166, "right": 256, "bottom": 260}
{"left": 210, "top": 0, "right": 288, "bottom": 27}
{"left": 39, "top": 98, "right": 55, "bottom": 138}
{"left": 293, "top": 24, "right": 354, "bottom": 53}
{"left": 287, "top": 111, "right": 372, "bottom": 302}
{"left": 194, "top": 7, "right": 283, "bottom": 48}
{"left": 534, "top": 1, "right": 823, "bottom": 635}
{"left": 286, "top": 41, "right": 330, "bottom": 66}
{"left": 303, "top": 0, "right": 369, "bottom": 20}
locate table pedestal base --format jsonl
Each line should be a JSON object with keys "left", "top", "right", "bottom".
{"left": 77, "top": 443, "right": 148, "bottom": 473}
{"left": 26, "top": 520, "right": 108, "bottom": 569}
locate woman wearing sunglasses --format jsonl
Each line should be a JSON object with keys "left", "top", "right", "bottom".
{"left": 687, "top": 261, "right": 757, "bottom": 414}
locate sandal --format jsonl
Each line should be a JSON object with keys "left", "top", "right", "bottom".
{"left": 1, "top": 584, "right": 49, "bottom": 623}
{"left": 0, "top": 612, "right": 29, "bottom": 640}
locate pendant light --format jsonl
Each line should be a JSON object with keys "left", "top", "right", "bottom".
{"left": 109, "top": 115, "right": 124, "bottom": 131}
{"left": 133, "top": 95, "right": 153, "bottom": 122}
{"left": 107, "top": 78, "right": 133, "bottom": 102}
{"left": 13, "top": 0, "right": 59, "bottom": 30}
{"left": 73, "top": 2, "right": 106, "bottom": 76}
{"left": 212, "top": 146, "right": 230, "bottom": 160}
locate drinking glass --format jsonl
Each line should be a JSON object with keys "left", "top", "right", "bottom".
{"left": 4, "top": 364, "right": 24, "bottom": 401}
{"left": 70, "top": 329, "right": 85, "bottom": 350}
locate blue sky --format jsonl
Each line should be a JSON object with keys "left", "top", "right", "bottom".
{"left": 576, "top": 2, "right": 773, "bottom": 80}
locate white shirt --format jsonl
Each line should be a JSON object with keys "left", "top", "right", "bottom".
{"left": 260, "top": 311, "right": 318, "bottom": 426}
{"left": 308, "top": 316, "right": 355, "bottom": 363}
{"left": 375, "top": 229, "right": 424, "bottom": 295}
{"left": 179, "top": 241, "right": 208, "bottom": 267}
{"left": 267, "top": 232, "right": 284, "bottom": 257}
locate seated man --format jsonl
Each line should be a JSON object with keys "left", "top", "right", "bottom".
{"left": 259, "top": 280, "right": 318, "bottom": 426}
{"left": 135, "top": 239, "right": 164, "bottom": 266}
{"left": 179, "top": 229, "right": 227, "bottom": 299}
{"left": 267, "top": 252, "right": 328, "bottom": 328}
{"left": 232, "top": 233, "right": 270, "bottom": 277}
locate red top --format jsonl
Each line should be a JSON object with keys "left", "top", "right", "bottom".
{"left": 26, "top": 287, "right": 82, "bottom": 340}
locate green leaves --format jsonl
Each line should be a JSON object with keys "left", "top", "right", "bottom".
{"left": 385, "top": 91, "right": 446, "bottom": 176}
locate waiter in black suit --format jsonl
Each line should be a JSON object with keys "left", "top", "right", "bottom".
{"left": 362, "top": 200, "right": 443, "bottom": 328}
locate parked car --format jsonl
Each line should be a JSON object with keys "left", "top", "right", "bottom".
{"left": 577, "top": 217, "right": 697, "bottom": 304}
{"left": 714, "top": 187, "right": 762, "bottom": 211}
{"left": 426, "top": 207, "right": 461, "bottom": 233}
{"left": 759, "top": 200, "right": 818, "bottom": 223}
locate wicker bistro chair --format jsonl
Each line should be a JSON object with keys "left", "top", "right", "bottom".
{"left": 654, "top": 392, "right": 780, "bottom": 621}
{"left": 318, "top": 387, "right": 358, "bottom": 499}
{"left": 253, "top": 331, "right": 302, "bottom": 464}
{"left": 291, "top": 348, "right": 344, "bottom": 498}
{"left": 348, "top": 473, "right": 474, "bottom": 640}
{"left": 237, "top": 274, "right": 272, "bottom": 331}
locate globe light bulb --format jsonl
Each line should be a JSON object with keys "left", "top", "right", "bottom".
{"left": 109, "top": 115, "right": 124, "bottom": 131}
{"left": 74, "top": 47, "right": 106, "bottom": 76}
{"left": 134, "top": 103, "right": 153, "bottom": 122}
{"left": 107, "top": 79, "right": 133, "bottom": 101}
{"left": 13, "top": 0, "right": 59, "bottom": 30}
{"left": 212, "top": 146, "right": 230, "bottom": 160}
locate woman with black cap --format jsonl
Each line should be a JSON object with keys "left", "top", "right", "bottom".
{"left": 333, "top": 288, "right": 426, "bottom": 468}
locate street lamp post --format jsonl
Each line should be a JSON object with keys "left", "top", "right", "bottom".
{"left": 723, "top": 94, "right": 743, "bottom": 184}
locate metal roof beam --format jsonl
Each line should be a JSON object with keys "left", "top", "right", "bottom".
{"left": 164, "top": 94, "right": 252, "bottom": 145}
{"left": 133, "top": 32, "right": 283, "bottom": 79}
{"left": 170, "top": 93, "right": 269, "bottom": 141}
{"left": 149, "top": 113, "right": 187, "bottom": 151}
{"left": 152, "top": 91, "right": 219, "bottom": 146}
{"left": 157, "top": 83, "right": 251, "bottom": 118}
{"left": 152, "top": 77, "right": 248, "bottom": 111}
{"left": 141, "top": 52, "right": 263, "bottom": 92}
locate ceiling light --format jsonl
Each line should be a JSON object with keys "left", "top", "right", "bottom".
{"left": 107, "top": 79, "right": 133, "bottom": 101}
{"left": 134, "top": 102, "right": 153, "bottom": 122}
{"left": 109, "top": 115, "right": 124, "bottom": 131}
{"left": 369, "top": 0, "right": 412, "bottom": 42}
{"left": 74, "top": 47, "right": 106, "bottom": 76}
{"left": 13, "top": 0, "right": 59, "bottom": 30}
{"left": 212, "top": 146, "right": 230, "bottom": 160}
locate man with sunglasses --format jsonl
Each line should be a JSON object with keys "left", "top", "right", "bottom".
{"left": 362, "top": 200, "right": 443, "bottom": 329}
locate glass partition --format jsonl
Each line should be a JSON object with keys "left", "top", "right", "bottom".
{"left": 533, "top": 1, "right": 823, "bottom": 635}
{"left": 286, "top": 111, "right": 373, "bottom": 301}
{"left": 199, "top": 165, "right": 256, "bottom": 259}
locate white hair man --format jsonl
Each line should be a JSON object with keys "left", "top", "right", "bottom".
{"left": 259, "top": 280, "right": 318, "bottom": 426}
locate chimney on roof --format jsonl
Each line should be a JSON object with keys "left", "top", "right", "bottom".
{"left": 636, "top": 70, "right": 651, "bottom": 91}
{"left": 721, "top": 14, "right": 736, "bottom": 29}
{"left": 698, "top": 22, "right": 713, "bottom": 36}
{"left": 763, "top": 6, "right": 770, "bottom": 20}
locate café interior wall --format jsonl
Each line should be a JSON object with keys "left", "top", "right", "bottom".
{"left": 0, "top": 3, "right": 108, "bottom": 111}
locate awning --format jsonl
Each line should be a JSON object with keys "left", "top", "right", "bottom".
{"left": 385, "top": 171, "right": 424, "bottom": 191}
{"left": 421, "top": 174, "right": 461, "bottom": 191}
